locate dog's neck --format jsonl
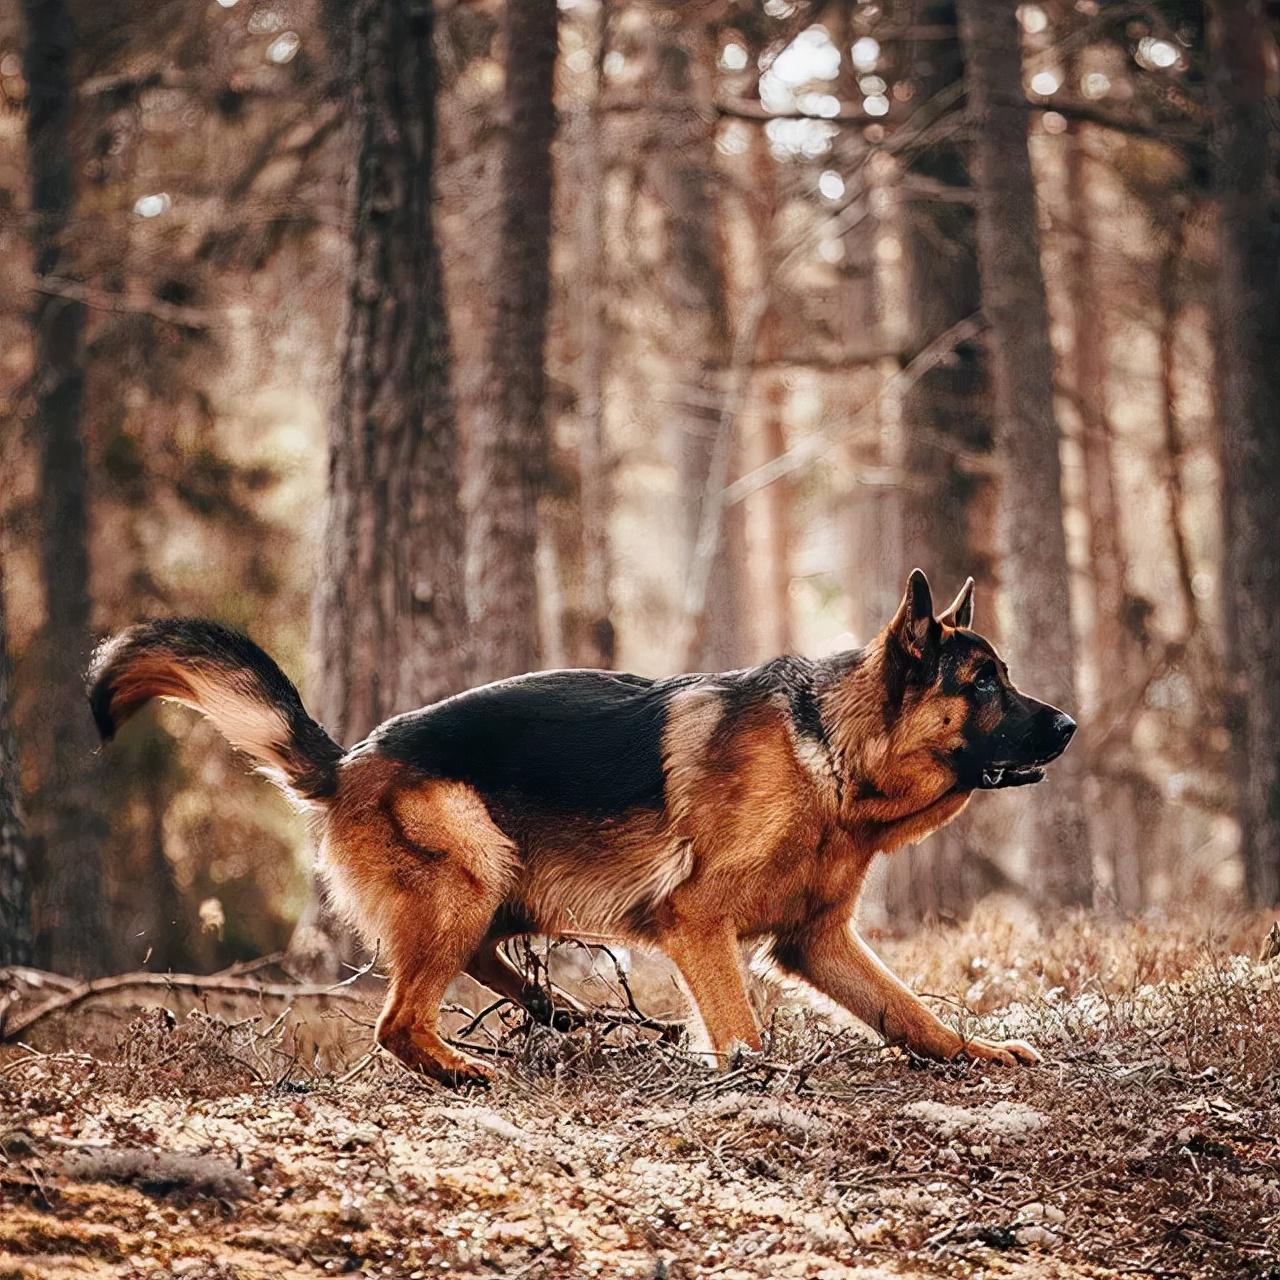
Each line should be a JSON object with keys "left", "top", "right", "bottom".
{"left": 816, "top": 636, "right": 894, "bottom": 782}
{"left": 815, "top": 637, "right": 958, "bottom": 829}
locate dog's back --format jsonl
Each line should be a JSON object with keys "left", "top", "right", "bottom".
{"left": 366, "top": 667, "right": 683, "bottom": 819}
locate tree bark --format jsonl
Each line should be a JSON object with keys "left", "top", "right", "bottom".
{"left": 742, "top": 125, "right": 790, "bottom": 663}
{"left": 747, "top": 379, "right": 793, "bottom": 661}
{"left": 301, "top": 0, "right": 470, "bottom": 973}
{"left": 23, "top": 0, "right": 110, "bottom": 975}
{"left": 1156, "top": 237, "right": 1198, "bottom": 643}
{"left": 134, "top": 733, "right": 185, "bottom": 971}
{"left": 1062, "top": 108, "right": 1153, "bottom": 913}
{"left": 1065, "top": 120, "right": 1129, "bottom": 669}
{"left": 466, "top": 0, "right": 559, "bottom": 684}
{"left": 1207, "top": 0, "right": 1280, "bottom": 905}
{"left": 574, "top": 0, "right": 615, "bottom": 669}
{"left": 0, "top": 559, "right": 32, "bottom": 968}
{"left": 311, "top": 0, "right": 470, "bottom": 746}
{"left": 900, "top": 3, "right": 994, "bottom": 605}
{"left": 956, "top": 0, "right": 1092, "bottom": 907}
{"left": 884, "top": 0, "right": 994, "bottom": 923}
{"left": 649, "top": 15, "right": 746, "bottom": 672}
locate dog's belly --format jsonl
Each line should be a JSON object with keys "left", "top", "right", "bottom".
{"left": 507, "top": 812, "right": 869, "bottom": 946}
{"left": 512, "top": 809, "right": 693, "bottom": 938}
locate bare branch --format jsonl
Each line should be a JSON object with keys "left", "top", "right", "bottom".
{"left": 31, "top": 277, "right": 216, "bottom": 329}
{"left": 1027, "top": 99, "right": 1201, "bottom": 144}
{"left": 723, "top": 314, "right": 988, "bottom": 506}
{"left": 0, "top": 966, "right": 373, "bottom": 1043}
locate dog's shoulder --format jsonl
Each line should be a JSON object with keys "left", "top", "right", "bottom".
{"left": 716, "top": 654, "right": 828, "bottom": 742}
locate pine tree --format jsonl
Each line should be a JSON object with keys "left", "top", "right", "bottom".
{"left": 649, "top": 14, "right": 746, "bottom": 671}
{"left": 312, "top": 0, "right": 470, "bottom": 743}
{"left": 0, "top": 559, "right": 32, "bottom": 968}
{"left": 957, "top": 0, "right": 1092, "bottom": 906}
{"left": 1208, "top": 0, "right": 1280, "bottom": 904}
{"left": 23, "top": 0, "right": 111, "bottom": 973}
{"left": 467, "top": 0, "right": 559, "bottom": 684}
{"left": 300, "top": 0, "right": 472, "bottom": 972}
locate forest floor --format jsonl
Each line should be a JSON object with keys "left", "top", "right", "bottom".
{"left": 2, "top": 906, "right": 1279, "bottom": 1280}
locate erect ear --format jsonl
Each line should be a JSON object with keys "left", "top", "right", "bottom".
{"left": 889, "top": 568, "right": 939, "bottom": 660}
{"left": 937, "top": 576, "right": 975, "bottom": 629}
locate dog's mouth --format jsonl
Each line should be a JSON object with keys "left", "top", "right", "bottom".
{"left": 977, "top": 740, "right": 1070, "bottom": 790}
{"left": 978, "top": 764, "right": 1046, "bottom": 790}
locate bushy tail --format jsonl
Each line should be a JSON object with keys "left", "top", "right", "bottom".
{"left": 88, "top": 619, "right": 343, "bottom": 802}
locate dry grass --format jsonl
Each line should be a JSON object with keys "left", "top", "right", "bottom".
{"left": 2, "top": 909, "right": 1279, "bottom": 1279}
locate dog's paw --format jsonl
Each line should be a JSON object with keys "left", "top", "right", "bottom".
{"left": 448, "top": 1058, "right": 496, "bottom": 1088}
{"left": 956, "top": 1036, "right": 1041, "bottom": 1067}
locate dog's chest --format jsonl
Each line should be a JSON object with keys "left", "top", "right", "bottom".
{"left": 715, "top": 822, "right": 870, "bottom": 935}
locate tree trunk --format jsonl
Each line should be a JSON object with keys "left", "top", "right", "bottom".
{"left": 1063, "top": 108, "right": 1150, "bottom": 913}
{"left": 311, "top": 0, "right": 470, "bottom": 745}
{"left": 742, "top": 126, "right": 790, "bottom": 663}
{"left": 574, "top": 0, "right": 615, "bottom": 670}
{"left": 1156, "top": 236, "right": 1199, "bottom": 642}
{"left": 467, "top": 0, "right": 559, "bottom": 684}
{"left": 302, "top": 0, "right": 470, "bottom": 973}
{"left": 1064, "top": 118, "right": 1128, "bottom": 685}
{"left": 649, "top": 16, "right": 745, "bottom": 672}
{"left": 1207, "top": 0, "right": 1280, "bottom": 905}
{"left": 746, "top": 379, "right": 792, "bottom": 661}
{"left": 23, "top": 0, "right": 110, "bottom": 975}
{"left": 900, "top": 3, "right": 995, "bottom": 606}
{"left": 885, "top": 0, "right": 995, "bottom": 923}
{"left": 0, "top": 559, "right": 32, "bottom": 967}
{"left": 136, "top": 734, "right": 185, "bottom": 971}
{"left": 956, "top": 0, "right": 1092, "bottom": 908}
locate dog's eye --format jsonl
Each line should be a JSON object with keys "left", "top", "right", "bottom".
{"left": 974, "top": 669, "right": 998, "bottom": 694}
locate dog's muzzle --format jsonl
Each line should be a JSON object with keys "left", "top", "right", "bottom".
{"left": 978, "top": 713, "right": 1076, "bottom": 789}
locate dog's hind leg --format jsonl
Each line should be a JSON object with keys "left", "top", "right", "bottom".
{"left": 330, "top": 768, "right": 517, "bottom": 1086}
{"left": 377, "top": 959, "right": 494, "bottom": 1086}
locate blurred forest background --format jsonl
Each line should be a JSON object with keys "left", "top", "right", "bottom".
{"left": 0, "top": 0, "right": 1277, "bottom": 979}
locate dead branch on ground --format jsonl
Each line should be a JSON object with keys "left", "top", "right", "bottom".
{"left": 0, "top": 964, "right": 374, "bottom": 1044}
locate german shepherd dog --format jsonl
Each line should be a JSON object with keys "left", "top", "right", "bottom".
{"left": 88, "top": 569, "right": 1075, "bottom": 1084}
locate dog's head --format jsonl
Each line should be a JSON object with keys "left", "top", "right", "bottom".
{"left": 880, "top": 569, "right": 1077, "bottom": 792}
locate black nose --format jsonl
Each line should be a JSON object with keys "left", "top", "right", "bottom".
{"left": 1053, "top": 712, "right": 1076, "bottom": 745}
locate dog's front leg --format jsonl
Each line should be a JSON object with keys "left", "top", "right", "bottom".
{"left": 659, "top": 918, "right": 762, "bottom": 1064}
{"left": 776, "top": 920, "right": 1040, "bottom": 1066}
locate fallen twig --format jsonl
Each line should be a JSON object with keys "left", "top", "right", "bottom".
{"left": 0, "top": 967, "right": 373, "bottom": 1044}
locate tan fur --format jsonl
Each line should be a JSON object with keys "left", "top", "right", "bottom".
{"left": 181, "top": 669, "right": 300, "bottom": 783}
{"left": 314, "top": 756, "right": 517, "bottom": 1082}
{"left": 107, "top": 656, "right": 299, "bottom": 785}
{"left": 298, "top": 601, "right": 1043, "bottom": 1079}
{"left": 661, "top": 919, "right": 762, "bottom": 1059}
{"left": 661, "top": 686, "right": 724, "bottom": 802}
{"left": 519, "top": 808, "right": 690, "bottom": 937}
